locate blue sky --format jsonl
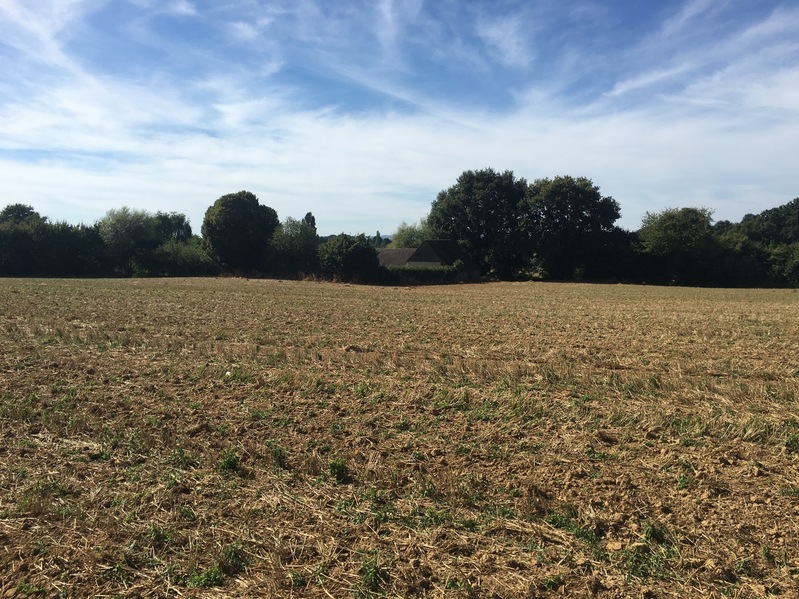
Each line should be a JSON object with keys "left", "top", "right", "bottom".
{"left": 1, "top": 0, "right": 797, "bottom": 236}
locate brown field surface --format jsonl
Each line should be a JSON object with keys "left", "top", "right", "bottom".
{"left": 1, "top": 278, "right": 798, "bottom": 598}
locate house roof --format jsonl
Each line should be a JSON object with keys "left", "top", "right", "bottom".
{"left": 377, "top": 248, "right": 417, "bottom": 267}
{"left": 380, "top": 240, "right": 478, "bottom": 271}
{"left": 409, "top": 240, "right": 469, "bottom": 266}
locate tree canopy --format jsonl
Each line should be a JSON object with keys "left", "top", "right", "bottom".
{"left": 3, "top": 183, "right": 799, "bottom": 288}
{"left": 0, "top": 204, "right": 45, "bottom": 226}
{"left": 201, "top": 191, "right": 279, "bottom": 274}
{"left": 319, "top": 233, "right": 380, "bottom": 283}
{"left": 98, "top": 207, "right": 161, "bottom": 276}
{"left": 388, "top": 218, "right": 431, "bottom": 249}
{"left": 427, "top": 168, "right": 529, "bottom": 278}
{"left": 270, "top": 214, "right": 320, "bottom": 276}
{"left": 426, "top": 170, "right": 621, "bottom": 279}
{"left": 524, "top": 176, "right": 621, "bottom": 279}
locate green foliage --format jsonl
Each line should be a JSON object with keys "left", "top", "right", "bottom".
{"left": 270, "top": 214, "right": 319, "bottom": 276}
{"left": 98, "top": 206, "right": 161, "bottom": 276}
{"left": 637, "top": 207, "right": 721, "bottom": 285}
{"left": 428, "top": 168, "right": 529, "bottom": 278}
{"left": 201, "top": 190, "right": 279, "bottom": 274}
{"left": 525, "top": 175, "right": 621, "bottom": 280}
{"left": 387, "top": 218, "right": 431, "bottom": 248}
{"left": 0, "top": 204, "right": 45, "bottom": 226}
{"left": 216, "top": 448, "right": 240, "bottom": 473}
{"left": 154, "top": 211, "right": 193, "bottom": 242}
{"left": 0, "top": 214, "right": 108, "bottom": 277}
{"left": 153, "top": 236, "right": 219, "bottom": 277}
{"left": 188, "top": 566, "right": 224, "bottom": 588}
{"left": 4, "top": 191, "right": 799, "bottom": 287}
{"left": 267, "top": 440, "right": 290, "bottom": 470}
{"left": 737, "top": 198, "right": 799, "bottom": 246}
{"left": 328, "top": 457, "right": 352, "bottom": 484}
{"left": 218, "top": 542, "right": 249, "bottom": 575}
{"left": 354, "top": 553, "right": 388, "bottom": 596}
{"left": 318, "top": 233, "right": 380, "bottom": 283}
{"left": 639, "top": 207, "right": 714, "bottom": 257}
{"left": 427, "top": 170, "right": 622, "bottom": 280}
{"left": 768, "top": 242, "right": 799, "bottom": 287}
{"left": 96, "top": 207, "right": 207, "bottom": 277}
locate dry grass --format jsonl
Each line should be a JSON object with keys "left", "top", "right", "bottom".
{"left": 1, "top": 278, "right": 798, "bottom": 597}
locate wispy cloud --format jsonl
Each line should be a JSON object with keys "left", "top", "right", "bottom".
{"left": 660, "top": 0, "right": 723, "bottom": 38}
{"left": 476, "top": 13, "right": 533, "bottom": 69}
{"left": 607, "top": 63, "right": 695, "bottom": 98}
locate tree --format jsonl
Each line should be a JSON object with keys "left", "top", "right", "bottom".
{"left": 427, "top": 168, "right": 528, "bottom": 278}
{"left": 155, "top": 212, "right": 192, "bottom": 242}
{"left": 524, "top": 176, "right": 621, "bottom": 280}
{"left": 387, "top": 218, "right": 431, "bottom": 248}
{"left": 0, "top": 204, "right": 45, "bottom": 226}
{"left": 637, "top": 207, "right": 717, "bottom": 285}
{"left": 201, "top": 191, "right": 279, "bottom": 274}
{"left": 318, "top": 234, "right": 380, "bottom": 283}
{"left": 0, "top": 205, "right": 110, "bottom": 277}
{"left": 371, "top": 230, "right": 389, "bottom": 248}
{"left": 736, "top": 198, "right": 799, "bottom": 246}
{"left": 98, "top": 207, "right": 160, "bottom": 276}
{"left": 271, "top": 215, "right": 320, "bottom": 276}
{"left": 153, "top": 236, "right": 219, "bottom": 277}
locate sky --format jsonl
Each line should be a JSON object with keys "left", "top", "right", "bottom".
{"left": 1, "top": 0, "right": 797, "bottom": 236}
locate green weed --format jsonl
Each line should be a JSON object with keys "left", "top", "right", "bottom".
{"left": 216, "top": 448, "right": 240, "bottom": 473}
{"left": 328, "top": 458, "right": 352, "bottom": 484}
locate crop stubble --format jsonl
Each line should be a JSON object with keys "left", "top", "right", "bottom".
{"left": 1, "top": 278, "right": 798, "bottom": 597}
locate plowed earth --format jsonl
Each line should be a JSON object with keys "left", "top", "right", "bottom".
{"left": 1, "top": 278, "right": 798, "bottom": 598}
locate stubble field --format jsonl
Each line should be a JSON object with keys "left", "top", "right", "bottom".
{"left": 1, "top": 278, "right": 798, "bottom": 598}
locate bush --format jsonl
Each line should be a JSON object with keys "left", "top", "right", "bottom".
{"left": 152, "top": 238, "right": 219, "bottom": 277}
{"left": 319, "top": 234, "right": 380, "bottom": 283}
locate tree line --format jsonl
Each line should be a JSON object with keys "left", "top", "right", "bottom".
{"left": 391, "top": 169, "right": 799, "bottom": 287}
{"left": 2, "top": 170, "right": 798, "bottom": 286}
{"left": 0, "top": 192, "right": 381, "bottom": 282}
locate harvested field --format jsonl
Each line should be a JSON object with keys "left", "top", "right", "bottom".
{"left": 1, "top": 278, "right": 798, "bottom": 598}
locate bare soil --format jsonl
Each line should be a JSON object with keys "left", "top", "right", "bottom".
{"left": 1, "top": 278, "right": 798, "bottom": 597}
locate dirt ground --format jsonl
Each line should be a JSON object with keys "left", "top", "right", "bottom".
{"left": 1, "top": 278, "right": 798, "bottom": 597}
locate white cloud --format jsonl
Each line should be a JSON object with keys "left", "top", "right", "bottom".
{"left": 607, "top": 63, "right": 694, "bottom": 97}
{"left": 167, "top": 0, "right": 196, "bottom": 16}
{"left": 476, "top": 14, "right": 533, "bottom": 69}
{"left": 661, "top": 0, "right": 723, "bottom": 38}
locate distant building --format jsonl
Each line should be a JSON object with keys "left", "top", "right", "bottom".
{"left": 377, "top": 240, "right": 481, "bottom": 282}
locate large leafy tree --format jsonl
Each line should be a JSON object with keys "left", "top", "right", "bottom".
{"left": 637, "top": 207, "right": 719, "bottom": 285}
{"left": 524, "top": 176, "right": 621, "bottom": 280}
{"left": 638, "top": 207, "right": 714, "bottom": 256}
{"left": 736, "top": 198, "right": 799, "bottom": 246}
{"left": 318, "top": 233, "right": 380, "bottom": 283}
{"left": 0, "top": 204, "right": 45, "bottom": 226}
{"left": 0, "top": 205, "right": 47, "bottom": 276}
{"left": 155, "top": 211, "right": 192, "bottom": 242}
{"left": 201, "top": 191, "right": 279, "bottom": 274}
{"left": 387, "top": 218, "right": 432, "bottom": 248}
{"left": 98, "top": 206, "right": 160, "bottom": 276}
{"left": 271, "top": 214, "right": 320, "bottom": 276}
{"left": 427, "top": 168, "right": 529, "bottom": 278}
{"left": 1, "top": 204, "right": 110, "bottom": 276}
